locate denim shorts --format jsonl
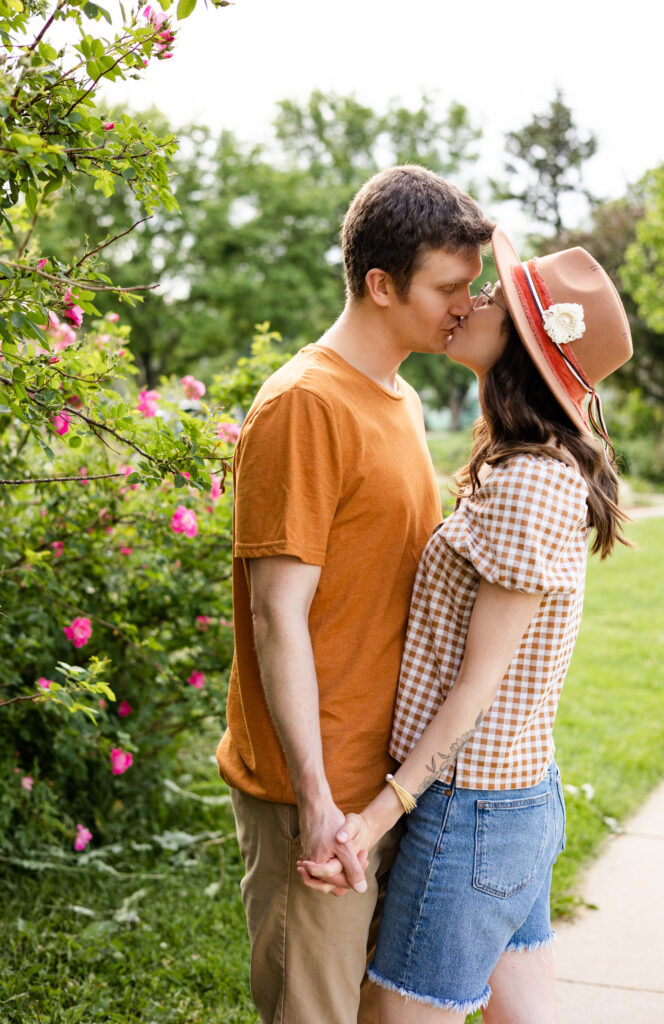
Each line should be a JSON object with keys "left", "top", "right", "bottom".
{"left": 369, "top": 762, "right": 566, "bottom": 1016}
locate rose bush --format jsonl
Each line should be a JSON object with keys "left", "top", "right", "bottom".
{"left": 0, "top": 1, "right": 290, "bottom": 857}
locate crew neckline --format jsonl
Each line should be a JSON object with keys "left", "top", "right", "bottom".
{"left": 310, "top": 343, "right": 404, "bottom": 401}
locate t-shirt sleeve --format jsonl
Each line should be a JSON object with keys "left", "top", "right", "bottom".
{"left": 440, "top": 456, "right": 588, "bottom": 594}
{"left": 233, "top": 387, "right": 341, "bottom": 566}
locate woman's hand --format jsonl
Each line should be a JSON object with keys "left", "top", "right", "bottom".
{"left": 297, "top": 813, "right": 373, "bottom": 896}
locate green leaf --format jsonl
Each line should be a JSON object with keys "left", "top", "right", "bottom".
{"left": 68, "top": 435, "right": 83, "bottom": 448}
{"left": 12, "top": 366, "right": 26, "bottom": 381}
{"left": 25, "top": 188, "right": 38, "bottom": 215}
{"left": 177, "top": 0, "right": 197, "bottom": 18}
{"left": 39, "top": 43, "right": 58, "bottom": 62}
{"left": 43, "top": 173, "right": 63, "bottom": 197}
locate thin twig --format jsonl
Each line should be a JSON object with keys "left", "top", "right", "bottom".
{"left": 15, "top": 205, "right": 41, "bottom": 261}
{"left": 0, "top": 472, "right": 125, "bottom": 486}
{"left": 0, "top": 693, "right": 42, "bottom": 707}
{"left": 73, "top": 215, "right": 153, "bottom": 270}
{"left": 1, "top": 259, "right": 157, "bottom": 293}
{"left": 8, "top": 0, "right": 68, "bottom": 108}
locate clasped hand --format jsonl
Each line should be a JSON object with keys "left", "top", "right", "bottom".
{"left": 297, "top": 812, "right": 373, "bottom": 896}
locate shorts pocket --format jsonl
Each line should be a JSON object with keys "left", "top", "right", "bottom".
{"left": 473, "top": 792, "right": 551, "bottom": 898}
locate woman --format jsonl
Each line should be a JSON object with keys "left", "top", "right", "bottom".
{"left": 299, "top": 227, "right": 633, "bottom": 1023}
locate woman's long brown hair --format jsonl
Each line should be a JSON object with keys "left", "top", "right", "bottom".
{"left": 454, "top": 318, "right": 630, "bottom": 558}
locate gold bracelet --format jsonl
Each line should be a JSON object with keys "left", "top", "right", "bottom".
{"left": 386, "top": 774, "right": 417, "bottom": 814}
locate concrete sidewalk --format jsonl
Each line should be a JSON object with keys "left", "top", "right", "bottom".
{"left": 554, "top": 780, "right": 664, "bottom": 1021}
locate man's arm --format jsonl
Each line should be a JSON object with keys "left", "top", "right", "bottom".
{"left": 248, "top": 554, "right": 367, "bottom": 893}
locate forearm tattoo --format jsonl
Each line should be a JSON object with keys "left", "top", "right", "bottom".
{"left": 414, "top": 710, "right": 485, "bottom": 798}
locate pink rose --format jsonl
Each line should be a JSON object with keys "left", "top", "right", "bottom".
{"left": 181, "top": 374, "right": 206, "bottom": 400}
{"left": 21, "top": 776, "right": 34, "bottom": 791}
{"left": 102, "top": 122, "right": 115, "bottom": 131}
{"left": 196, "top": 615, "right": 211, "bottom": 631}
{"left": 188, "top": 671, "right": 205, "bottom": 689}
{"left": 137, "top": 389, "right": 160, "bottom": 418}
{"left": 63, "top": 304, "right": 84, "bottom": 327}
{"left": 209, "top": 477, "right": 222, "bottom": 501}
{"left": 216, "top": 421, "right": 239, "bottom": 444}
{"left": 170, "top": 505, "right": 198, "bottom": 538}
{"left": 74, "top": 824, "right": 93, "bottom": 851}
{"left": 220, "top": 618, "right": 234, "bottom": 628}
{"left": 64, "top": 616, "right": 92, "bottom": 648}
{"left": 107, "top": 312, "right": 120, "bottom": 322}
{"left": 120, "top": 546, "right": 132, "bottom": 556}
{"left": 52, "top": 412, "right": 70, "bottom": 436}
{"left": 51, "top": 541, "right": 64, "bottom": 557}
{"left": 117, "top": 701, "right": 133, "bottom": 717}
{"left": 79, "top": 467, "right": 88, "bottom": 485}
{"left": 37, "top": 258, "right": 47, "bottom": 269}
{"left": 36, "top": 677, "right": 53, "bottom": 691}
{"left": 98, "top": 698, "right": 107, "bottom": 710}
{"left": 110, "top": 748, "right": 133, "bottom": 775}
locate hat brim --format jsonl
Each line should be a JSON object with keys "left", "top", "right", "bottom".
{"left": 492, "top": 226, "right": 591, "bottom": 435}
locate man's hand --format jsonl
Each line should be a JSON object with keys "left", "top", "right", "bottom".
{"left": 297, "top": 799, "right": 368, "bottom": 896}
{"left": 297, "top": 811, "right": 374, "bottom": 896}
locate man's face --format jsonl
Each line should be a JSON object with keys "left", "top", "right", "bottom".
{"left": 389, "top": 247, "right": 483, "bottom": 355}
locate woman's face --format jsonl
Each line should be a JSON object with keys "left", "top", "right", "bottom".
{"left": 445, "top": 281, "right": 509, "bottom": 377}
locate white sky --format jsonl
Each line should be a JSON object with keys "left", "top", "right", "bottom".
{"left": 100, "top": 0, "right": 662, "bottom": 242}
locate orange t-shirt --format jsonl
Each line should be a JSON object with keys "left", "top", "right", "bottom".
{"left": 216, "top": 344, "right": 441, "bottom": 812}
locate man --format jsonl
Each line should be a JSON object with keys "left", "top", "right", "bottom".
{"left": 216, "top": 165, "right": 494, "bottom": 1024}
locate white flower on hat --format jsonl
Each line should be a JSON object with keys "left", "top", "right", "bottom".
{"left": 542, "top": 303, "right": 586, "bottom": 345}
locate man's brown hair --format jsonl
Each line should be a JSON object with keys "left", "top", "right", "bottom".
{"left": 342, "top": 165, "right": 494, "bottom": 299}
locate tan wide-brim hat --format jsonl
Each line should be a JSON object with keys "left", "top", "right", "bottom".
{"left": 492, "top": 227, "right": 633, "bottom": 437}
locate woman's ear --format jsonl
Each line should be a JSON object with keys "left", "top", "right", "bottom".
{"left": 364, "top": 267, "right": 391, "bottom": 308}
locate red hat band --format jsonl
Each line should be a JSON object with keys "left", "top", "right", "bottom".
{"left": 511, "top": 259, "right": 592, "bottom": 430}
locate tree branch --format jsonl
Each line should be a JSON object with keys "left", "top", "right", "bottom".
{"left": 74, "top": 215, "right": 153, "bottom": 270}
{"left": 0, "top": 472, "right": 125, "bottom": 486}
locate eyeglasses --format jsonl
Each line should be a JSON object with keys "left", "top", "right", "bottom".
{"left": 472, "top": 282, "right": 506, "bottom": 313}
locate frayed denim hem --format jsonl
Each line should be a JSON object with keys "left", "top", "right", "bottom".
{"left": 367, "top": 966, "right": 491, "bottom": 1015}
{"left": 505, "top": 930, "right": 556, "bottom": 954}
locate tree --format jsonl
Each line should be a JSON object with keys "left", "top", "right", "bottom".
{"left": 621, "top": 166, "right": 664, "bottom": 337}
{"left": 33, "top": 116, "right": 220, "bottom": 386}
{"left": 0, "top": 0, "right": 244, "bottom": 855}
{"left": 493, "top": 91, "right": 597, "bottom": 234}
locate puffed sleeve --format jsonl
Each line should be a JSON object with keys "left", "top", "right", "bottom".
{"left": 439, "top": 455, "right": 589, "bottom": 594}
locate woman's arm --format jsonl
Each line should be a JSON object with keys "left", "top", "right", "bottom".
{"left": 298, "top": 578, "right": 542, "bottom": 889}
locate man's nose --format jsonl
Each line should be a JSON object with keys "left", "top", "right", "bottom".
{"left": 451, "top": 287, "right": 473, "bottom": 318}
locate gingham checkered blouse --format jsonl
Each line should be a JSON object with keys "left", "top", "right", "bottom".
{"left": 390, "top": 454, "right": 589, "bottom": 790}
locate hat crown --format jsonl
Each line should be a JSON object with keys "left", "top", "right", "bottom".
{"left": 533, "top": 246, "right": 632, "bottom": 385}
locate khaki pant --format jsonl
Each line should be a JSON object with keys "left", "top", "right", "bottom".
{"left": 230, "top": 787, "right": 403, "bottom": 1024}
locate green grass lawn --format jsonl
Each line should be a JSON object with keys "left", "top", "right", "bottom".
{"left": 2, "top": 509, "right": 663, "bottom": 1023}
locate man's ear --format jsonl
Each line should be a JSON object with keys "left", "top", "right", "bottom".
{"left": 364, "top": 267, "right": 392, "bottom": 308}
